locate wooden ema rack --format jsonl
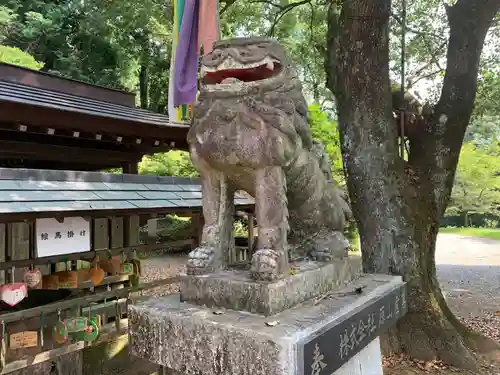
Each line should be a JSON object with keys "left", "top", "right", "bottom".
{"left": 0, "top": 168, "right": 255, "bottom": 374}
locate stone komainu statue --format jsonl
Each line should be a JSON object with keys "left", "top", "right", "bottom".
{"left": 187, "top": 37, "right": 351, "bottom": 281}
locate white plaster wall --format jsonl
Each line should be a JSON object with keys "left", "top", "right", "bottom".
{"left": 334, "top": 337, "right": 383, "bottom": 375}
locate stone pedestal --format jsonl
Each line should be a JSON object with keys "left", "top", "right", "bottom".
{"left": 128, "top": 258, "right": 407, "bottom": 375}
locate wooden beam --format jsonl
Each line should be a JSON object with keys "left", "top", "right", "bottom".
{"left": 0, "top": 140, "right": 142, "bottom": 164}
{"left": 0, "top": 123, "right": 174, "bottom": 154}
{"left": 0, "top": 240, "right": 194, "bottom": 271}
{"left": 0, "top": 277, "right": 179, "bottom": 323}
{"left": 0, "top": 102, "right": 189, "bottom": 150}
{"left": 0, "top": 159, "right": 119, "bottom": 171}
{"left": 0, "top": 207, "right": 255, "bottom": 224}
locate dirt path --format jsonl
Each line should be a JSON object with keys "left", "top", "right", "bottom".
{"left": 436, "top": 234, "right": 500, "bottom": 317}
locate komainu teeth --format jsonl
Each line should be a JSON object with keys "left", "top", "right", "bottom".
{"left": 266, "top": 61, "right": 274, "bottom": 70}
{"left": 220, "top": 78, "right": 242, "bottom": 84}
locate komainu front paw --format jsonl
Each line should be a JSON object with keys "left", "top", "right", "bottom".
{"left": 250, "top": 249, "right": 281, "bottom": 281}
{"left": 187, "top": 246, "right": 218, "bottom": 275}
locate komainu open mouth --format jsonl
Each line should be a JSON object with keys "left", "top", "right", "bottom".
{"left": 201, "top": 57, "right": 282, "bottom": 85}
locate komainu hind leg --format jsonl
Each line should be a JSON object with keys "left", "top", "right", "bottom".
{"left": 187, "top": 157, "right": 235, "bottom": 275}
{"left": 308, "top": 229, "right": 350, "bottom": 262}
{"left": 250, "top": 167, "right": 289, "bottom": 281}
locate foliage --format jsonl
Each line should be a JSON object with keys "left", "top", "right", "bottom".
{"left": 0, "top": 45, "right": 43, "bottom": 69}
{"left": 439, "top": 226, "right": 500, "bottom": 240}
{"left": 156, "top": 215, "right": 194, "bottom": 242}
{"left": 465, "top": 115, "right": 500, "bottom": 146}
{"left": 308, "top": 104, "right": 343, "bottom": 183}
{"left": 139, "top": 151, "right": 199, "bottom": 177}
{"left": 1, "top": 0, "right": 173, "bottom": 111}
{"left": 447, "top": 143, "right": 500, "bottom": 224}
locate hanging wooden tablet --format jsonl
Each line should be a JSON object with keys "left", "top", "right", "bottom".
{"left": 42, "top": 274, "right": 59, "bottom": 290}
{"left": 0, "top": 283, "right": 27, "bottom": 307}
{"left": 76, "top": 320, "right": 99, "bottom": 342}
{"left": 119, "top": 262, "right": 135, "bottom": 276}
{"left": 100, "top": 255, "right": 121, "bottom": 275}
{"left": 57, "top": 271, "right": 78, "bottom": 289}
{"left": 89, "top": 257, "right": 105, "bottom": 286}
{"left": 9, "top": 331, "right": 38, "bottom": 350}
{"left": 23, "top": 268, "right": 42, "bottom": 289}
{"left": 53, "top": 320, "right": 68, "bottom": 344}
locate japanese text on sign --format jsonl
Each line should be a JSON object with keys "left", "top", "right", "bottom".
{"left": 35, "top": 217, "right": 91, "bottom": 257}
{"left": 302, "top": 284, "right": 408, "bottom": 375}
{"left": 10, "top": 331, "right": 38, "bottom": 349}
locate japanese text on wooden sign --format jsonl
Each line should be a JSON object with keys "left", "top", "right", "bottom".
{"left": 35, "top": 217, "right": 91, "bottom": 257}
{"left": 10, "top": 331, "right": 38, "bottom": 349}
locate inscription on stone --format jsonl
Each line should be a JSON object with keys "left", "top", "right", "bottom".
{"left": 301, "top": 284, "right": 407, "bottom": 375}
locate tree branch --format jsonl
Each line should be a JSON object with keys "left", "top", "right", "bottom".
{"left": 405, "top": 41, "right": 447, "bottom": 88}
{"left": 409, "top": 0, "right": 500, "bottom": 216}
{"left": 391, "top": 12, "right": 447, "bottom": 42}
{"left": 252, "top": 0, "right": 311, "bottom": 11}
{"left": 265, "top": 0, "right": 312, "bottom": 35}
{"left": 220, "top": 0, "right": 239, "bottom": 14}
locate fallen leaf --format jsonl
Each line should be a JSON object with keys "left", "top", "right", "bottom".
{"left": 265, "top": 320, "right": 279, "bottom": 326}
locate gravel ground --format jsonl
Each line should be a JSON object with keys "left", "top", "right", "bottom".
{"left": 139, "top": 252, "right": 187, "bottom": 296}
{"left": 436, "top": 234, "right": 500, "bottom": 318}
{"left": 118, "top": 234, "right": 500, "bottom": 374}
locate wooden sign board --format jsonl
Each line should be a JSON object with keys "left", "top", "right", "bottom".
{"left": 35, "top": 217, "right": 91, "bottom": 258}
{"left": 10, "top": 331, "right": 38, "bottom": 350}
{"left": 42, "top": 274, "right": 59, "bottom": 290}
{"left": 57, "top": 271, "right": 78, "bottom": 289}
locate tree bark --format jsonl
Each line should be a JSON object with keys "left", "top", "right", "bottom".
{"left": 328, "top": 0, "right": 500, "bottom": 368}
{"left": 139, "top": 64, "right": 149, "bottom": 109}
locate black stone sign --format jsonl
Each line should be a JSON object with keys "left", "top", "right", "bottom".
{"left": 300, "top": 284, "right": 407, "bottom": 375}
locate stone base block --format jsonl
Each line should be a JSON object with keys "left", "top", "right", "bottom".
{"left": 129, "top": 274, "right": 407, "bottom": 375}
{"left": 180, "top": 257, "right": 362, "bottom": 316}
{"left": 335, "top": 337, "right": 383, "bottom": 375}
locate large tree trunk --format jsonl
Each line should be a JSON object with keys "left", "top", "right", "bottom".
{"left": 328, "top": 0, "right": 500, "bottom": 369}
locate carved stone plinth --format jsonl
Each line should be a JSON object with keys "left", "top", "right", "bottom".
{"left": 128, "top": 274, "right": 407, "bottom": 375}
{"left": 180, "top": 257, "right": 362, "bottom": 316}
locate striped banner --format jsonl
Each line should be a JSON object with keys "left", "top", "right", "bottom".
{"left": 168, "top": 0, "right": 193, "bottom": 122}
{"left": 168, "top": 0, "right": 220, "bottom": 123}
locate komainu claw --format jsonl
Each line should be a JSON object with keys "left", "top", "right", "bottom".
{"left": 250, "top": 249, "right": 281, "bottom": 281}
{"left": 187, "top": 246, "right": 218, "bottom": 275}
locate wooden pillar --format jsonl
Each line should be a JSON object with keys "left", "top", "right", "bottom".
{"left": 247, "top": 212, "right": 254, "bottom": 258}
{"left": 122, "top": 162, "right": 138, "bottom": 174}
{"left": 192, "top": 213, "right": 204, "bottom": 249}
{"left": 147, "top": 218, "right": 158, "bottom": 245}
{"left": 0, "top": 224, "right": 5, "bottom": 284}
{"left": 8, "top": 222, "right": 30, "bottom": 281}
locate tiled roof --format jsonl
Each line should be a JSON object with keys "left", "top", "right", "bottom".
{"left": 0, "top": 168, "right": 254, "bottom": 214}
{"left": 0, "top": 80, "right": 188, "bottom": 129}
